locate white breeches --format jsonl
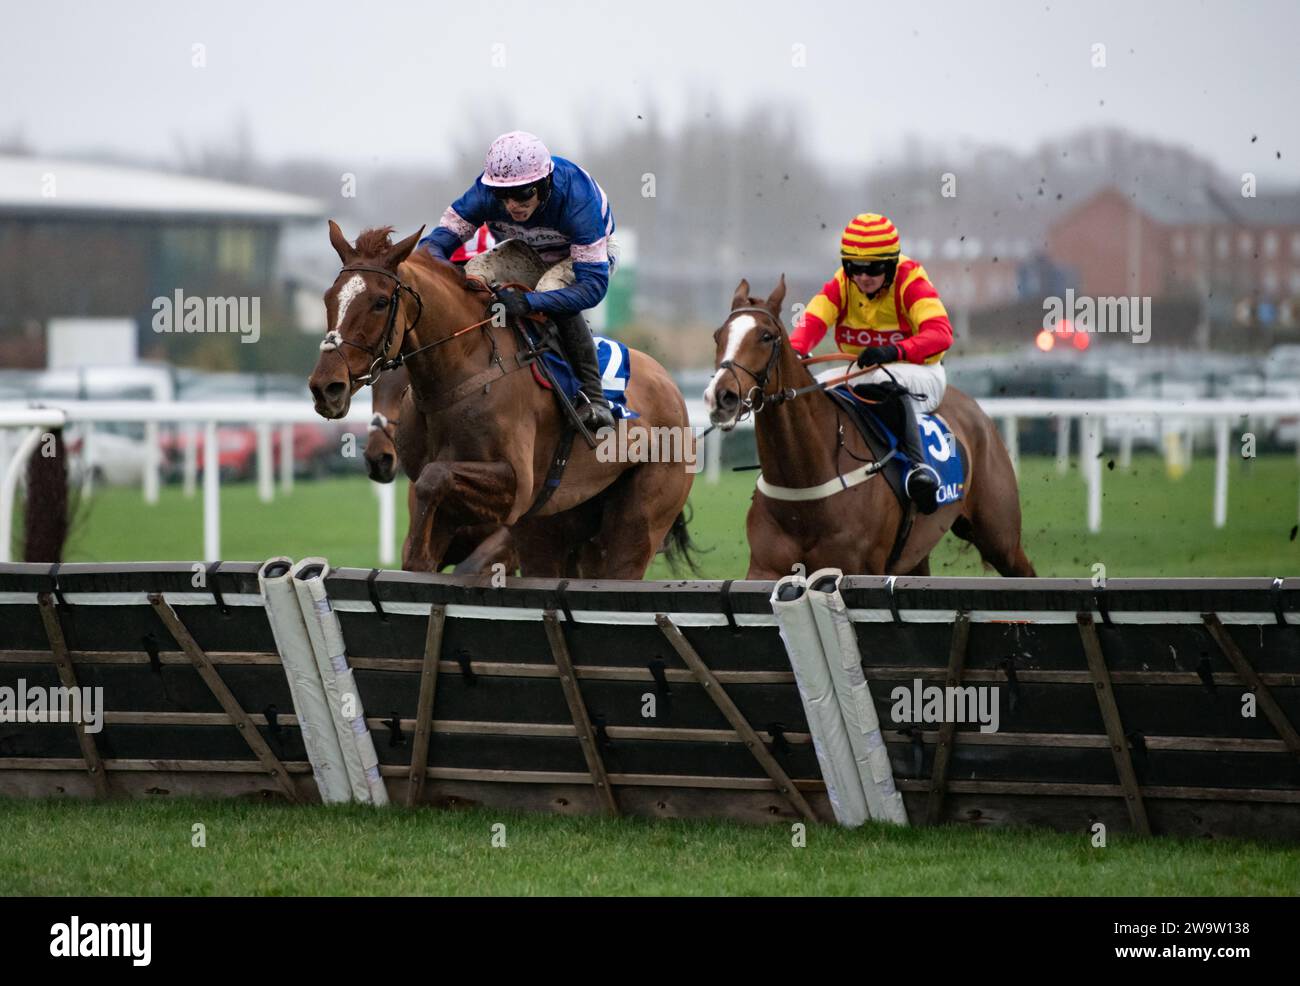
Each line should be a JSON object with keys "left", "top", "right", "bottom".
{"left": 535, "top": 233, "right": 622, "bottom": 292}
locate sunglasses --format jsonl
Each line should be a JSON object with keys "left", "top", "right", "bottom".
{"left": 843, "top": 260, "right": 893, "bottom": 278}
{"left": 490, "top": 183, "right": 541, "bottom": 203}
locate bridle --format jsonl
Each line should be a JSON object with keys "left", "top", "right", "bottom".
{"left": 321, "top": 265, "right": 425, "bottom": 386}
{"left": 321, "top": 264, "right": 521, "bottom": 392}
{"left": 713, "top": 304, "right": 900, "bottom": 428}
{"left": 716, "top": 306, "right": 794, "bottom": 419}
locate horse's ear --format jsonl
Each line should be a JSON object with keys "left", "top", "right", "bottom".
{"left": 765, "top": 274, "right": 787, "bottom": 315}
{"left": 328, "top": 220, "right": 355, "bottom": 265}
{"left": 730, "top": 279, "right": 750, "bottom": 310}
{"left": 385, "top": 225, "right": 426, "bottom": 270}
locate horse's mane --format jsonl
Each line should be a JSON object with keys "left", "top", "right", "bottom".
{"left": 353, "top": 225, "right": 483, "bottom": 291}
{"left": 354, "top": 226, "right": 397, "bottom": 256}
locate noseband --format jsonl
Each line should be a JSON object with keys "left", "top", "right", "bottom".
{"left": 321, "top": 265, "right": 425, "bottom": 386}
{"left": 717, "top": 306, "right": 795, "bottom": 417}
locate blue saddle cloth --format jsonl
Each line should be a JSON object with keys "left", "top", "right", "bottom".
{"left": 830, "top": 386, "right": 966, "bottom": 507}
{"left": 537, "top": 336, "right": 639, "bottom": 420}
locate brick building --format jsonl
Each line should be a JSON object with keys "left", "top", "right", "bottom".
{"left": 1047, "top": 183, "right": 1300, "bottom": 342}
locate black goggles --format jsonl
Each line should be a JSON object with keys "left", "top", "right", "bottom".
{"left": 490, "top": 182, "right": 542, "bottom": 203}
{"left": 842, "top": 259, "right": 894, "bottom": 278}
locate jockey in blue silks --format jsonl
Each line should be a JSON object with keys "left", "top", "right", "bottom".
{"left": 418, "top": 130, "right": 619, "bottom": 431}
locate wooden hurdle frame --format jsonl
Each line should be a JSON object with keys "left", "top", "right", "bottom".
{"left": 0, "top": 563, "right": 1296, "bottom": 839}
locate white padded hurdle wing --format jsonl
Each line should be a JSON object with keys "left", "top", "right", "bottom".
{"left": 258, "top": 557, "right": 352, "bottom": 804}
{"left": 806, "top": 569, "right": 908, "bottom": 825}
{"left": 291, "top": 558, "right": 389, "bottom": 806}
{"left": 770, "top": 574, "right": 869, "bottom": 827}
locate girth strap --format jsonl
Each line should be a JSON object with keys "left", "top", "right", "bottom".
{"left": 521, "top": 427, "right": 578, "bottom": 519}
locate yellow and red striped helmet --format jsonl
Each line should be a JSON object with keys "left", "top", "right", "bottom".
{"left": 840, "top": 213, "right": 901, "bottom": 261}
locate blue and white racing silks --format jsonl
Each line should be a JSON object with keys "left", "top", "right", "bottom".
{"left": 418, "top": 156, "right": 615, "bottom": 317}
{"left": 537, "top": 336, "right": 638, "bottom": 420}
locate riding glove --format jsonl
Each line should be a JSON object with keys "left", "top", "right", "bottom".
{"left": 495, "top": 288, "right": 532, "bottom": 318}
{"left": 855, "top": 344, "right": 901, "bottom": 368}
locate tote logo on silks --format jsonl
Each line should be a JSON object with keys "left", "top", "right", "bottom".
{"left": 918, "top": 412, "right": 965, "bottom": 505}
{"left": 534, "top": 336, "right": 639, "bottom": 419}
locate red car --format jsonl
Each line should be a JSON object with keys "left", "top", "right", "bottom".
{"left": 160, "top": 423, "right": 336, "bottom": 482}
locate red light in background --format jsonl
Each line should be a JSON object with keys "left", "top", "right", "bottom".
{"left": 1072, "top": 331, "right": 1090, "bottom": 350}
{"left": 1055, "top": 318, "right": 1075, "bottom": 336}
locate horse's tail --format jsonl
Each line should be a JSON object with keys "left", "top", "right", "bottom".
{"left": 23, "top": 427, "right": 69, "bottom": 562}
{"left": 662, "top": 503, "right": 702, "bottom": 576}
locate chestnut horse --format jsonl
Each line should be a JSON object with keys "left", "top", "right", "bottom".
{"left": 310, "top": 223, "right": 695, "bottom": 578}
{"left": 704, "top": 277, "right": 1035, "bottom": 579}
{"left": 362, "top": 366, "right": 512, "bottom": 570}
{"left": 363, "top": 363, "right": 409, "bottom": 484}
{"left": 363, "top": 362, "right": 610, "bottom": 576}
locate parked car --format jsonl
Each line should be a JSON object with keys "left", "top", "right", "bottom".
{"left": 63, "top": 424, "right": 153, "bottom": 487}
{"left": 159, "top": 422, "right": 337, "bottom": 482}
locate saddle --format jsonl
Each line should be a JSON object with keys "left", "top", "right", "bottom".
{"left": 826, "top": 380, "right": 911, "bottom": 511}
{"left": 826, "top": 379, "right": 968, "bottom": 570}
{"left": 463, "top": 239, "right": 591, "bottom": 515}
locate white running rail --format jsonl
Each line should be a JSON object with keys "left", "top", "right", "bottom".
{"left": 2, "top": 396, "right": 1299, "bottom": 562}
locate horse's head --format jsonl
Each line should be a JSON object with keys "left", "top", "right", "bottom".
{"left": 704, "top": 276, "right": 787, "bottom": 431}
{"left": 309, "top": 221, "right": 425, "bottom": 419}
{"left": 364, "top": 364, "right": 409, "bottom": 483}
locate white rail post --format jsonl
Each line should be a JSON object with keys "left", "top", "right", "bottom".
{"left": 1084, "top": 418, "right": 1102, "bottom": 533}
{"left": 376, "top": 480, "right": 396, "bottom": 567}
{"left": 1213, "top": 417, "right": 1229, "bottom": 529}
{"left": 1002, "top": 415, "right": 1019, "bottom": 475}
{"left": 182, "top": 422, "right": 198, "bottom": 498}
{"left": 705, "top": 428, "right": 722, "bottom": 484}
{"left": 279, "top": 421, "right": 294, "bottom": 494}
{"left": 1118, "top": 417, "right": 1133, "bottom": 470}
{"left": 0, "top": 426, "right": 45, "bottom": 564}
{"left": 203, "top": 420, "right": 221, "bottom": 561}
{"left": 257, "top": 421, "right": 274, "bottom": 503}
{"left": 143, "top": 420, "right": 160, "bottom": 504}
{"left": 1055, "top": 415, "right": 1070, "bottom": 475}
{"left": 82, "top": 426, "right": 96, "bottom": 498}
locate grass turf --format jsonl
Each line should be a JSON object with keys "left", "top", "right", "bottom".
{"left": 42, "top": 452, "right": 1300, "bottom": 578}
{"left": 2, "top": 799, "right": 1298, "bottom": 896}
{"left": 6, "top": 452, "right": 1299, "bottom": 896}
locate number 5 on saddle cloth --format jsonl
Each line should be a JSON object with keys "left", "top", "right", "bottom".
{"left": 834, "top": 379, "right": 966, "bottom": 509}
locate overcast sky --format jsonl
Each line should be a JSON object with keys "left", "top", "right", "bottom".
{"left": 2, "top": 0, "right": 1296, "bottom": 182}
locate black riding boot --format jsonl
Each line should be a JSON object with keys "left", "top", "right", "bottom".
{"left": 897, "top": 396, "right": 941, "bottom": 514}
{"left": 554, "top": 312, "right": 615, "bottom": 432}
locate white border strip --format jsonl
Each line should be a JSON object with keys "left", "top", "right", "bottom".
{"left": 0, "top": 590, "right": 264, "bottom": 607}
{"left": 0, "top": 592, "right": 1291, "bottom": 626}
{"left": 852, "top": 608, "right": 1293, "bottom": 626}
{"left": 326, "top": 599, "right": 779, "bottom": 626}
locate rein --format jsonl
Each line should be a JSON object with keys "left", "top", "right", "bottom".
{"left": 320, "top": 265, "right": 424, "bottom": 385}
{"left": 319, "top": 266, "right": 527, "bottom": 400}
{"left": 714, "top": 304, "right": 902, "bottom": 502}
{"left": 716, "top": 306, "right": 884, "bottom": 423}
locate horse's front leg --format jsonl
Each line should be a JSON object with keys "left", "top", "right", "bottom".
{"left": 409, "top": 460, "right": 518, "bottom": 570}
{"left": 402, "top": 482, "right": 434, "bottom": 572}
{"left": 452, "top": 525, "right": 517, "bottom": 577}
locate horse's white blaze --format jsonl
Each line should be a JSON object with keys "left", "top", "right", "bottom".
{"left": 334, "top": 274, "right": 366, "bottom": 330}
{"left": 704, "top": 314, "right": 758, "bottom": 413}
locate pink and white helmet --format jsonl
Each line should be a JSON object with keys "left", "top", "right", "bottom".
{"left": 481, "top": 130, "right": 554, "bottom": 187}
